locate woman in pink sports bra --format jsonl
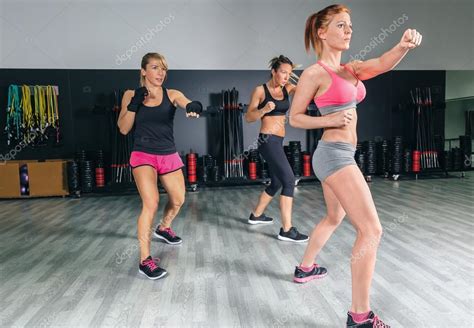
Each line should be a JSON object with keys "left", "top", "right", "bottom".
{"left": 289, "top": 4, "right": 422, "bottom": 328}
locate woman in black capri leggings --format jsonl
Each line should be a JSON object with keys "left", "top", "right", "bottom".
{"left": 244, "top": 55, "right": 308, "bottom": 243}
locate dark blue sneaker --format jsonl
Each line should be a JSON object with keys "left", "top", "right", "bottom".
{"left": 278, "top": 227, "right": 309, "bottom": 243}
{"left": 248, "top": 212, "right": 274, "bottom": 225}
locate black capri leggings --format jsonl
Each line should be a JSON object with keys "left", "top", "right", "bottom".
{"left": 258, "top": 133, "right": 295, "bottom": 197}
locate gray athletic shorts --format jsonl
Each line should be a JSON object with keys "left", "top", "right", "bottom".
{"left": 312, "top": 140, "right": 357, "bottom": 182}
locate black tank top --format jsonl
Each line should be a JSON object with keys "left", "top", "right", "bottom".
{"left": 133, "top": 88, "right": 177, "bottom": 155}
{"left": 257, "top": 84, "right": 290, "bottom": 117}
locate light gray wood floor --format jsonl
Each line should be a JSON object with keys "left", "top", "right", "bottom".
{"left": 1, "top": 173, "right": 473, "bottom": 327}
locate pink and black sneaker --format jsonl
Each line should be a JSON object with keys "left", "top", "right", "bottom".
{"left": 293, "top": 263, "right": 327, "bottom": 283}
{"left": 154, "top": 226, "right": 182, "bottom": 245}
{"left": 346, "top": 311, "right": 390, "bottom": 328}
{"left": 138, "top": 256, "right": 167, "bottom": 280}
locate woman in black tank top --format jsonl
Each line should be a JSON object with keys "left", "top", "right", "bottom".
{"left": 117, "top": 52, "right": 202, "bottom": 280}
{"left": 244, "top": 55, "right": 309, "bottom": 243}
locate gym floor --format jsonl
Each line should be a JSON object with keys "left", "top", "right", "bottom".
{"left": 0, "top": 173, "right": 472, "bottom": 327}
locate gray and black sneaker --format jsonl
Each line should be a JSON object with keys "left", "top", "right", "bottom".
{"left": 293, "top": 263, "right": 328, "bottom": 283}
{"left": 278, "top": 227, "right": 309, "bottom": 243}
{"left": 248, "top": 213, "right": 274, "bottom": 225}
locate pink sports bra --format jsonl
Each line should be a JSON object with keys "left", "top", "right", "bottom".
{"left": 314, "top": 60, "right": 366, "bottom": 115}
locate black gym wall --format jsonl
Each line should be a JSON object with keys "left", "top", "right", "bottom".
{"left": 0, "top": 69, "right": 445, "bottom": 162}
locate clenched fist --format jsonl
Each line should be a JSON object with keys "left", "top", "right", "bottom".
{"left": 400, "top": 29, "right": 422, "bottom": 50}
{"left": 330, "top": 110, "right": 353, "bottom": 127}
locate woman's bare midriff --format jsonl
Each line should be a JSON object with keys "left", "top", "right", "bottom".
{"left": 260, "top": 115, "right": 287, "bottom": 137}
{"left": 321, "top": 108, "right": 358, "bottom": 146}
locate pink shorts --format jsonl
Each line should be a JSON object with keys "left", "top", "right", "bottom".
{"left": 129, "top": 151, "right": 184, "bottom": 175}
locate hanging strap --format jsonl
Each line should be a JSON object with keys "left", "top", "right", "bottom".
{"left": 6, "top": 85, "right": 21, "bottom": 146}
